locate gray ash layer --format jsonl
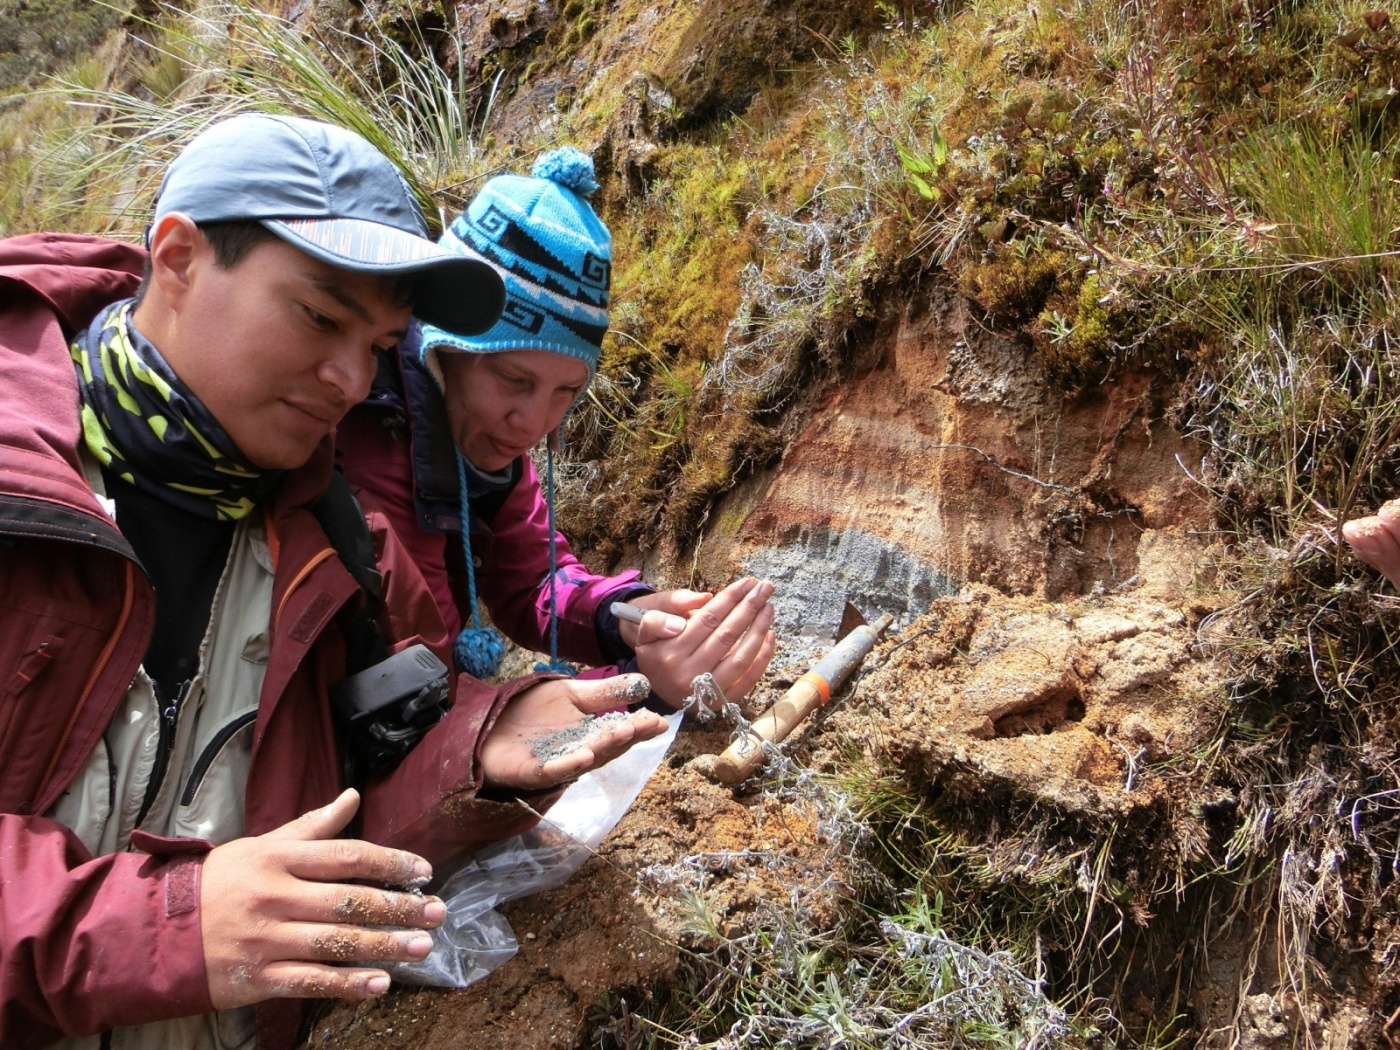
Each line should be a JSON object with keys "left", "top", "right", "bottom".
{"left": 743, "top": 526, "right": 954, "bottom": 639}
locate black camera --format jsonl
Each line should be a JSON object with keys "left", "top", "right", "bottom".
{"left": 330, "top": 643, "right": 452, "bottom": 775}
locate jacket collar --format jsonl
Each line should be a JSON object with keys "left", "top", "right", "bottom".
{"left": 0, "top": 234, "right": 146, "bottom": 516}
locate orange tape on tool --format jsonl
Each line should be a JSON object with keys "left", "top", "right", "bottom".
{"left": 798, "top": 670, "right": 832, "bottom": 705}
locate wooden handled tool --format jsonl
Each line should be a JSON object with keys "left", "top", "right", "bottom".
{"left": 713, "top": 612, "right": 894, "bottom": 784}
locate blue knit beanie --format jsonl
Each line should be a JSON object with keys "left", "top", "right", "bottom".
{"left": 419, "top": 147, "right": 608, "bottom": 681}
{"left": 418, "top": 146, "right": 610, "bottom": 386}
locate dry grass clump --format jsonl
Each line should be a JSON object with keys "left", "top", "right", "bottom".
{"left": 1175, "top": 306, "right": 1400, "bottom": 1042}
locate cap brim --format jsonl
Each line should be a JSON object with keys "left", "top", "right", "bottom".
{"left": 264, "top": 217, "right": 505, "bottom": 336}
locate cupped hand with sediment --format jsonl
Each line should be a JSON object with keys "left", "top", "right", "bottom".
{"left": 477, "top": 673, "right": 670, "bottom": 791}
{"left": 199, "top": 790, "right": 443, "bottom": 1010}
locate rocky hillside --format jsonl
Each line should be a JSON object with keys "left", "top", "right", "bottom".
{"left": 9, "top": 0, "right": 1400, "bottom": 1046}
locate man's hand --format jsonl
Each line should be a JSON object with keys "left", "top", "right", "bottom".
{"left": 625, "top": 577, "right": 778, "bottom": 707}
{"left": 1343, "top": 499, "right": 1400, "bottom": 591}
{"left": 479, "top": 673, "right": 671, "bottom": 791}
{"left": 200, "top": 789, "right": 443, "bottom": 1010}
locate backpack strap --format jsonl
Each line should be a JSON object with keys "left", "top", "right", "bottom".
{"left": 311, "top": 470, "right": 388, "bottom": 676}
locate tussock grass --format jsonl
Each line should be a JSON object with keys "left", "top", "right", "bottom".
{"left": 0, "top": 38, "right": 122, "bottom": 236}
{"left": 47, "top": 0, "right": 497, "bottom": 237}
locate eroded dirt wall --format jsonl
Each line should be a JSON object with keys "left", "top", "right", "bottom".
{"left": 698, "top": 281, "right": 1213, "bottom": 640}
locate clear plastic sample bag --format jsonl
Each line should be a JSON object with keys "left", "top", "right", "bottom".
{"left": 389, "top": 713, "right": 682, "bottom": 988}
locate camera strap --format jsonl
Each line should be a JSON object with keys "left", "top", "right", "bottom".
{"left": 311, "top": 470, "right": 388, "bottom": 676}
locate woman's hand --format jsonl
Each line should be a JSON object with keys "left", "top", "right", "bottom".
{"left": 623, "top": 578, "right": 777, "bottom": 707}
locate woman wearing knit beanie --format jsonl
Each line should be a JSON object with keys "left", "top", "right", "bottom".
{"left": 336, "top": 147, "right": 776, "bottom": 708}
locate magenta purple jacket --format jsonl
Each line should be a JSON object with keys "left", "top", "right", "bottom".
{"left": 337, "top": 344, "right": 652, "bottom": 677}
{"left": 0, "top": 233, "right": 546, "bottom": 1049}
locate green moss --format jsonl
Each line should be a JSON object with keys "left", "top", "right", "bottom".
{"left": 569, "top": 16, "right": 597, "bottom": 45}
{"left": 608, "top": 143, "right": 754, "bottom": 363}
{"left": 958, "top": 245, "right": 1070, "bottom": 325}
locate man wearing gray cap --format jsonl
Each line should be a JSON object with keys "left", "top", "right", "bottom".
{"left": 0, "top": 113, "right": 668, "bottom": 1050}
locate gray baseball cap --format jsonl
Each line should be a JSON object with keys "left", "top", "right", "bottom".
{"left": 151, "top": 112, "right": 504, "bottom": 336}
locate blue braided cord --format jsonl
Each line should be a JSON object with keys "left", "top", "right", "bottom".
{"left": 457, "top": 627, "right": 505, "bottom": 678}
{"left": 546, "top": 442, "right": 561, "bottom": 667}
{"left": 454, "top": 451, "right": 485, "bottom": 628}
{"left": 453, "top": 449, "right": 503, "bottom": 676}
{"left": 533, "top": 655, "right": 577, "bottom": 674}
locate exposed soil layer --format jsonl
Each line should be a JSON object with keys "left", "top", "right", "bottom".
{"left": 724, "top": 283, "right": 1213, "bottom": 610}
{"left": 306, "top": 716, "right": 859, "bottom": 1050}
{"left": 307, "top": 527, "right": 1242, "bottom": 1048}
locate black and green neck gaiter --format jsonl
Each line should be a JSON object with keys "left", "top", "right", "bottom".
{"left": 70, "top": 299, "right": 279, "bottom": 521}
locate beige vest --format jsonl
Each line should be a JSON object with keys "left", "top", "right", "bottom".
{"left": 46, "top": 457, "right": 274, "bottom": 1050}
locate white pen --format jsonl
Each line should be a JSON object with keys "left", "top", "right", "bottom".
{"left": 610, "top": 601, "right": 646, "bottom": 624}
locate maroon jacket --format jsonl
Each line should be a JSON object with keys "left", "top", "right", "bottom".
{"left": 338, "top": 396, "right": 648, "bottom": 662}
{"left": 0, "top": 233, "right": 543, "bottom": 1048}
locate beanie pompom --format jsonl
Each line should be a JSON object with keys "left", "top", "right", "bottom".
{"left": 531, "top": 147, "right": 598, "bottom": 196}
{"left": 455, "top": 625, "right": 506, "bottom": 678}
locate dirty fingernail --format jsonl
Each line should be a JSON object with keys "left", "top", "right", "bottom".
{"left": 403, "top": 933, "right": 434, "bottom": 956}
{"left": 366, "top": 974, "right": 390, "bottom": 996}
{"left": 424, "top": 899, "right": 446, "bottom": 926}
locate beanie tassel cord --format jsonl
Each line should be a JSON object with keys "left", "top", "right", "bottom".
{"left": 534, "top": 439, "right": 576, "bottom": 676}
{"left": 452, "top": 451, "right": 505, "bottom": 678}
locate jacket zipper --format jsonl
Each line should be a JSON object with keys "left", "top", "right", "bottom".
{"left": 133, "top": 689, "right": 181, "bottom": 831}
{"left": 180, "top": 710, "right": 257, "bottom": 807}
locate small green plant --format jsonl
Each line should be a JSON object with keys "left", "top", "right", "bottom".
{"left": 1232, "top": 121, "right": 1400, "bottom": 293}
{"left": 581, "top": 332, "right": 697, "bottom": 452}
{"left": 898, "top": 127, "right": 948, "bottom": 200}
